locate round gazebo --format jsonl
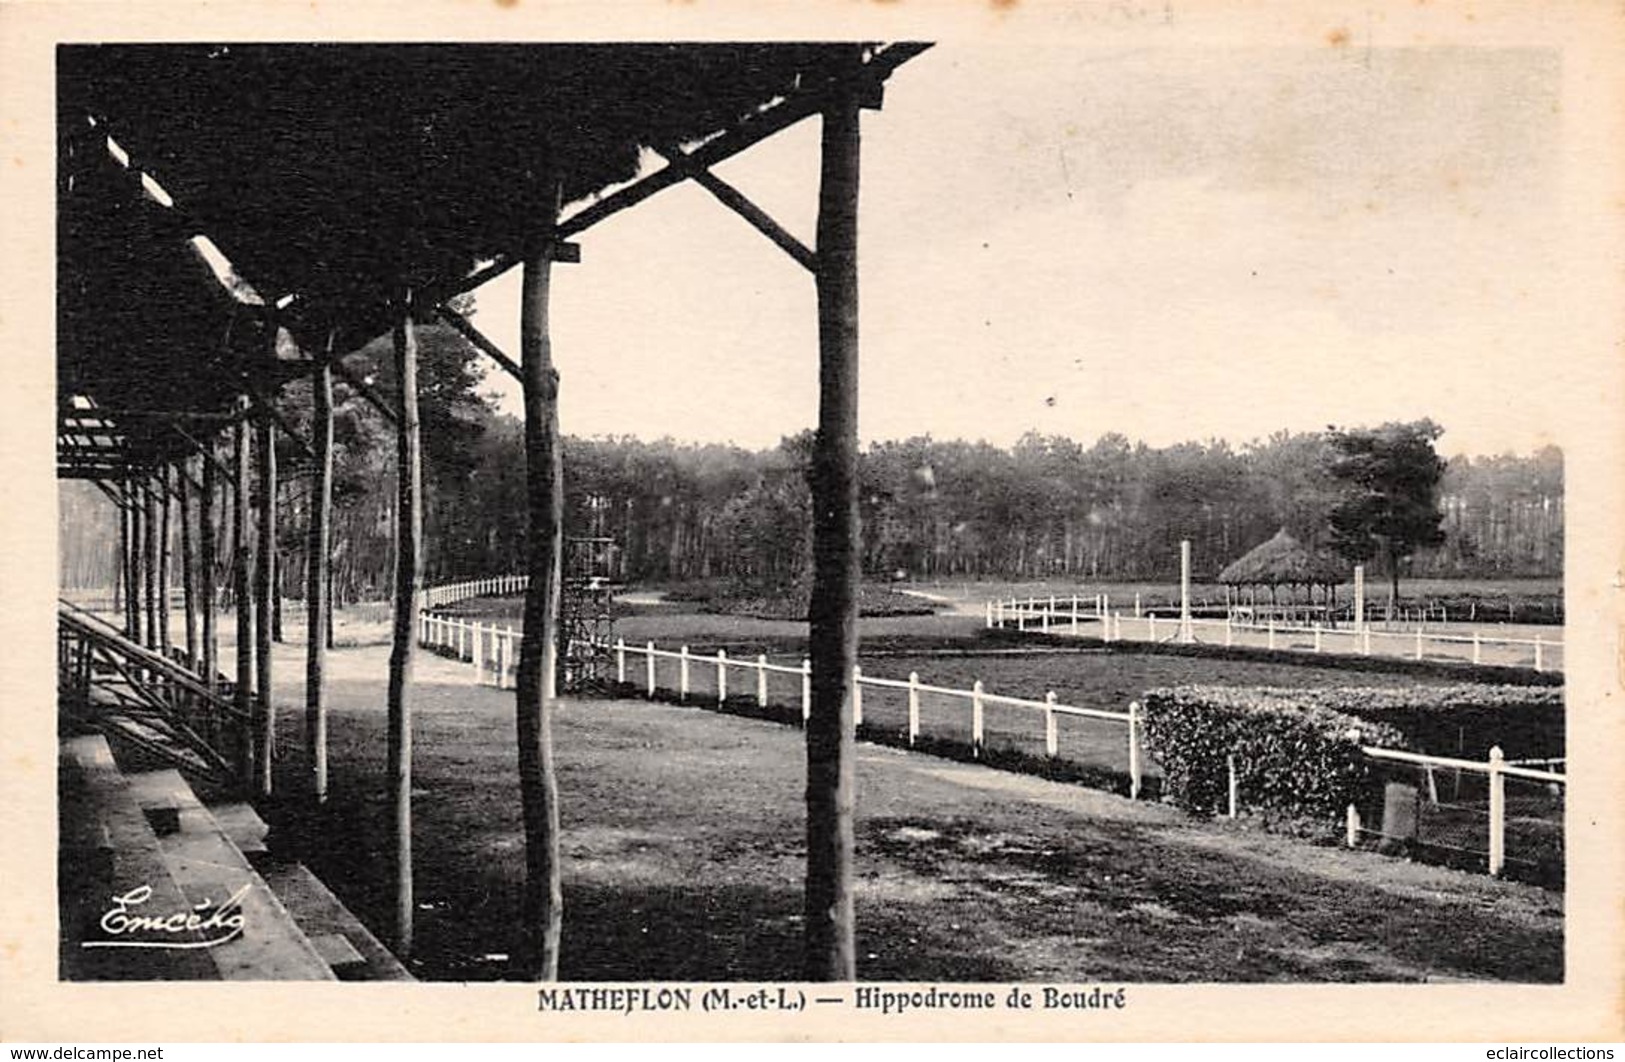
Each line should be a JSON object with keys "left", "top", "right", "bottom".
{"left": 1218, "top": 528, "right": 1349, "bottom": 623}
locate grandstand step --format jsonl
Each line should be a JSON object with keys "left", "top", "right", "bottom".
{"left": 256, "top": 859, "right": 414, "bottom": 982}
{"left": 59, "top": 735, "right": 219, "bottom": 980}
{"left": 122, "top": 769, "right": 336, "bottom": 981}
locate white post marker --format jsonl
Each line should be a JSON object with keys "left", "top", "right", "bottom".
{"left": 801, "top": 658, "right": 811, "bottom": 723}
{"left": 679, "top": 645, "right": 690, "bottom": 700}
{"left": 1179, "top": 539, "right": 1193, "bottom": 644}
{"left": 616, "top": 638, "right": 626, "bottom": 684}
{"left": 1414, "top": 627, "right": 1424, "bottom": 661}
{"left": 1148, "top": 613, "right": 1158, "bottom": 642}
{"left": 1267, "top": 620, "right": 1275, "bottom": 650}
{"left": 907, "top": 672, "right": 921, "bottom": 745}
{"left": 984, "top": 600, "right": 993, "bottom": 629}
{"left": 1345, "top": 803, "right": 1361, "bottom": 848}
{"left": 717, "top": 650, "right": 728, "bottom": 704}
{"left": 1134, "top": 592, "right": 1142, "bottom": 619}
{"left": 1128, "top": 700, "right": 1143, "bottom": 800}
{"left": 1354, "top": 564, "right": 1365, "bottom": 632}
{"left": 646, "top": 641, "right": 656, "bottom": 696}
{"left": 971, "top": 679, "right": 985, "bottom": 756}
{"left": 1472, "top": 631, "right": 1482, "bottom": 666}
{"left": 1488, "top": 745, "right": 1506, "bottom": 877}
{"left": 1044, "top": 691, "right": 1058, "bottom": 757}
{"left": 1227, "top": 754, "right": 1239, "bottom": 819}
{"left": 757, "top": 654, "right": 768, "bottom": 708}
{"left": 852, "top": 664, "right": 863, "bottom": 728}
{"left": 1534, "top": 636, "right": 1544, "bottom": 673}
{"left": 1224, "top": 615, "right": 1234, "bottom": 648}
{"left": 1362, "top": 627, "right": 1372, "bottom": 656}
{"left": 1313, "top": 624, "right": 1322, "bottom": 654}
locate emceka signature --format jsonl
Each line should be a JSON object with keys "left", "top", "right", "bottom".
{"left": 81, "top": 884, "right": 249, "bottom": 950}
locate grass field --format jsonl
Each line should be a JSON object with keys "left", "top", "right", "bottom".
{"left": 263, "top": 638, "right": 1564, "bottom": 983}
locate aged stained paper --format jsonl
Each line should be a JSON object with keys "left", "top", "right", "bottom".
{"left": 2, "top": 0, "right": 1622, "bottom": 1043}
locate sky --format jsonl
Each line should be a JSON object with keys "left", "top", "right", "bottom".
{"left": 465, "top": 43, "right": 1569, "bottom": 459}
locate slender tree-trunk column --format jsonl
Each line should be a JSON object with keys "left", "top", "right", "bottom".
{"left": 143, "top": 478, "right": 159, "bottom": 650}
{"left": 306, "top": 358, "right": 334, "bottom": 805}
{"left": 388, "top": 295, "right": 424, "bottom": 958}
{"left": 234, "top": 411, "right": 255, "bottom": 789}
{"left": 201, "top": 446, "right": 218, "bottom": 693}
{"left": 123, "top": 481, "right": 139, "bottom": 641}
{"left": 805, "top": 84, "right": 862, "bottom": 982}
{"left": 180, "top": 458, "right": 198, "bottom": 668}
{"left": 515, "top": 191, "right": 567, "bottom": 981}
{"left": 255, "top": 412, "right": 277, "bottom": 797}
{"left": 158, "top": 466, "right": 173, "bottom": 655}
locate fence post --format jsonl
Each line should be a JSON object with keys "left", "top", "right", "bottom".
{"left": 994, "top": 599, "right": 1003, "bottom": 627}
{"left": 1488, "top": 745, "right": 1506, "bottom": 877}
{"left": 1227, "top": 754, "right": 1239, "bottom": 818}
{"left": 1017, "top": 606, "right": 1026, "bottom": 632}
{"left": 493, "top": 629, "right": 504, "bottom": 690}
{"left": 971, "top": 679, "right": 985, "bottom": 757}
{"left": 757, "top": 654, "right": 768, "bottom": 708}
{"left": 473, "top": 624, "right": 484, "bottom": 684}
{"left": 852, "top": 664, "right": 863, "bottom": 728}
{"left": 678, "top": 645, "right": 690, "bottom": 700}
{"left": 801, "top": 658, "right": 811, "bottom": 724}
{"left": 1128, "top": 700, "right": 1143, "bottom": 801}
{"left": 1044, "top": 691, "right": 1058, "bottom": 757}
{"left": 1345, "top": 803, "right": 1361, "bottom": 848}
{"left": 1414, "top": 627, "right": 1424, "bottom": 661}
{"left": 717, "top": 649, "right": 728, "bottom": 704}
{"left": 616, "top": 638, "right": 626, "bottom": 684}
{"left": 646, "top": 641, "right": 656, "bottom": 697}
{"left": 1472, "top": 631, "right": 1482, "bottom": 666}
{"left": 907, "top": 671, "right": 920, "bottom": 746}
{"left": 1533, "top": 636, "right": 1544, "bottom": 673}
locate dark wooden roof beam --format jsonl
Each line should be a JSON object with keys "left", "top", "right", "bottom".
{"left": 436, "top": 305, "right": 521, "bottom": 383}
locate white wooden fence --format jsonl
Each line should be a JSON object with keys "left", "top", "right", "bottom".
{"left": 414, "top": 577, "right": 1562, "bottom": 879}
{"left": 987, "top": 595, "right": 1563, "bottom": 674}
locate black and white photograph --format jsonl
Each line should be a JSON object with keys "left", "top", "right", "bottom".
{"left": 4, "top": 0, "right": 1623, "bottom": 1045}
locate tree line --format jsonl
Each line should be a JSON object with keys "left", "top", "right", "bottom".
{"left": 58, "top": 319, "right": 1564, "bottom": 602}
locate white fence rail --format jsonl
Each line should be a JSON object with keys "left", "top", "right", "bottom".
{"left": 986, "top": 595, "right": 1563, "bottom": 674}
{"left": 414, "top": 577, "right": 1562, "bottom": 880}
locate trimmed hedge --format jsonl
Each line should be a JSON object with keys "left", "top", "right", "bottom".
{"left": 1315, "top": 684, "right": 1565, "bottom": 760}
{"left": 1139, "top": 687, "right": 1409, "bottom": 827}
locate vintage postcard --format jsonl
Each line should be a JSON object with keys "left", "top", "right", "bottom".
{"left": 1, "top": 0, "right": 1622, "bottom": 1044}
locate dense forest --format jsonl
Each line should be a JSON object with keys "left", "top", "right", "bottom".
{"left": 58, "top": 318, "right": 1564, "bottom": 600}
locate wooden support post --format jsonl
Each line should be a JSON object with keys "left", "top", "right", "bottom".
{"left": 179, "top": 460, "right": 198, "bottom": 668}
{"left": 388, "top": 294, "right": 424, "bottom": 959}
{"left": 158, "top": 465, "right": 173, "bottom": 656}
{"left": 124, "top": 480, "right": 141, "bottom": 642}
{"left": 805, "top": 76, "right": 862, "bottom": 983}
{"left": 233, "top": 408, "right": 255, "bottom": 788}
{"left": 254, "top": 410, "right": 277, "bottom": 798}
{"left": 515, "top": 202, "right": 567, "bottom": 981}
{"left": 306, "top": 356, "right": 334, "bottom": 804}
{"left": 143, "top": 477, "right": 159, "bottom": 649}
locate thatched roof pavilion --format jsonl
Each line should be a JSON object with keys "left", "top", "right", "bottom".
{"left": 1219, "top": 528, "right": 1348, "bottom": 610}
